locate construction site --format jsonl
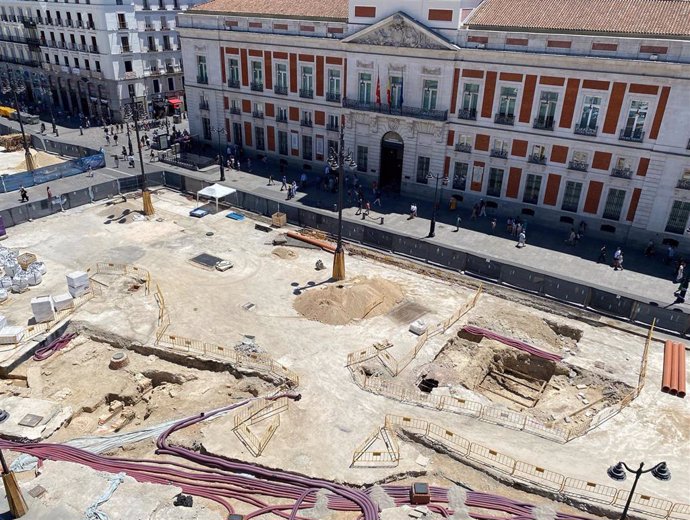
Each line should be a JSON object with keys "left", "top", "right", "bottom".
{"left": 0, "top": 188, "right": 686, "bottom": 520}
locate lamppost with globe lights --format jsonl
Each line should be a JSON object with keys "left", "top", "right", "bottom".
{"left": 210, "top": 125, "right": 226, "bottom": 182}
{"left": 327, "top": 121, "right": 356, "bottom": 281}
{"left": 0, "top": 69, "right": 35, "bottom": 172}
{"left": 122, "top": 100, "right": 154, "bottom": 215}
{"left": 426, "top": 171, "right": 448, "bottom": 238}
{"left": 607, "top": 461, "right": 671, "bottom": 520}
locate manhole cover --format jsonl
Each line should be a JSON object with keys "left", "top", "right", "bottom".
{"left": 190, "top": 253, "right": 223, "bottom": 268}
{"left": 19, "top": 414, "right": 43, "bottom": 428}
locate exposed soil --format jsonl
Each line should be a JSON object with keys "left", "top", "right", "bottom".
{"left": 294, "top": 276, "right": 404, "bottom": 325}
{"left": 272, "top": 247, "right": 299, "bottom": 260}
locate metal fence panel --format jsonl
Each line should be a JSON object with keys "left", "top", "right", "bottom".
{"left": 342, "top": 221, "right": 364, "bottom": 243}
{"left": 392, "top": 235, "right": 430, "bottom": 261}
{"left": 118, "top": 176, "right": 142, "bottom": 193}
{"left": 8, "top": 205, "right": 30, "bottom": 226}
{"left": 65, "top": 188, "right": 92, "bottom": 209}
{"left": 146, "top": 171, "right": 164, "bottom": 186}
{"left": 464, "top": 254, "right": 502, "bottom": 280}
{"left": 542, "top": 276, "right": 590, "bottom": 305}
{"left": 163, "top": 171, "right": 184, "bottom": 191}
{"left": 362, "top": 228, "right": 394, "bottom": 250}
{"left": 26, "top": 199, "right": 53, "bottom": 219}
{"left": 91, "top": 180, "right": 119, "bottom": 201}
{"left": 500, "top": 265, "right": 545, "bottom": 293}
{"left": 427, "top": 245, "right": 466, "bottom": 270}
{"left": 588, "top": 289, "right": 636, "bottom": 318}
{"left": 632, "top": 303, "right": 689, "bottom": 334}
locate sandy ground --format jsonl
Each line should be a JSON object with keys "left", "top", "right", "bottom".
{"left": 0, "top": 149, "right": 65, "bottom": 174}
{"left": 0, "top": 189, "right": 686, "bottom": 519}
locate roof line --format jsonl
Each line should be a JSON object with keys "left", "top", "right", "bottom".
{"left": 186, "top": 10, "right": 348, "bottom": 22}
{"left": 465, "top": 24, "right": 690, "bottom": 41}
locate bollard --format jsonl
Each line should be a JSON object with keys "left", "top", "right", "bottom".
{"left": 380, "top": 217, "right": 384, "bottom": 225}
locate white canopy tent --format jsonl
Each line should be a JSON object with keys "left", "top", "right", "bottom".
{"left": 196, "top": 184, "right": 237, "bottom": 212}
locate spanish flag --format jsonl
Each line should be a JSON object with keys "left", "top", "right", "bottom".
{"left": 375, "top": 74, "right": 381, "bottom": 105}
{"left": 386, "top": 76, "right": 391, "bottom": 106}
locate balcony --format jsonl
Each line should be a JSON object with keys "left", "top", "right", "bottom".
{"left": 145, "top": 24, "right": 155, "bottom": 31}
{"left": 89, "top": 45, "right": 100, "bottom": 53}
{"left": 490, "top": 149, "right": 508, "bottom": 159}
{"left": 528, "top": 154, "right": 547, "bottom": 165}
{"left": 301, "top": 119, "right": 313, "bottom": 127}
{"left": 197, "top": 75, "right": 208, "bottom": 84}
{"left": 677, "top": 179, "right": 690, "bottom": 190}
{"left": 118, "top": 23, "right": 129, "bottom": 30}
{"left": 326, "top": 123, "right": 339, "bottom": 132}
{"left": 574, "top": 124, "right": 598, "bottom": 136}
{"left": 161, "top": 23, "right": 170, "bottom": 30}
{"left": 227, "top": 78, "right": 240, "bottom": 88}
{"left": 250, "top": 81, "right": 263, "bottom": 92}
{"left": 121, "top": 45, "right": 132, "bottom": 53}
{"left": 533, "top": 118, "right": 555, "bottom": 131}
{"left": 276, "top": 114, "right": 288, "bottom": 123}
{"left": 142, "top": 2, "right": 151, "bottom": 9}
{"left": 611, "top": 167, "right": 633, "bottom": 179}
{"left": 199, "top": 100, "right": 210, "bottom": 110}
{"left": 65, "top": 19, "right": 74, "bottom": 28}
{"left": 619, "top": 129, "right": 645, "bottom": 143}
{"left": 0, "top": 55, "right": 40, "bottom": 68}
{"left": 146, "top": 45, "right": 158, "bottom": 52}
{"left": 568, "top": 160, "right": 588, "bottom": 172}
{"left": 252, "top": 110, "right": 264, "bottom": 119}
{"left": 229, "top": 107, "right": 241, "bottom": 115}
{"left": 494, "top": 113, "right": 515, "bottom": 126}
{"left": 299, "top": 88, "right": 313, "bottom": 99}
{"left": 457, "top": 108, "right": 477, "bottom": 120}
{"left": 326, "top": 91, "right": 341, "bottom": 103}
{"left": 274, "top": 85, "right": 288, "bottom": 95}
{"left": 343, "top": 98, "right": 448, "bottom": 122}
{"left": 162, "top": 45, "right": 173, "bottom": 51}
{"left": 455, "top": 143, "right": 472, "bottom": 153}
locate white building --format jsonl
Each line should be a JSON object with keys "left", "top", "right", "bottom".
{"left": 178, "top": 0, "right": 690, "bottom": 246}
{"left": 0, "top": 0, "right": 198, "bottom": 122}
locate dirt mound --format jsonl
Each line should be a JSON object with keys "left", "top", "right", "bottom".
{"left": 272, "top": 247, "right": 298, "bottom": 260}
{"left": 294, "top": 276, "right": 404, "bottom": 325}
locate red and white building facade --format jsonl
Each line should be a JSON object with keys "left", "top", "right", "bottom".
{"left": 178, "top": 0, "right": 690, "bottom": 245}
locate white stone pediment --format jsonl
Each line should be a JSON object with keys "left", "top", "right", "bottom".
{"left": 343, "top": 12, "right": 457, "bottom": 51}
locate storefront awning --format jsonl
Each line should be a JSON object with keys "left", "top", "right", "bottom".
{"left": 167, "top": 98, "right": 182, "bottom": 106}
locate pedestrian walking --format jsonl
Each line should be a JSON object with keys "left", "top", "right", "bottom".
{"left": 479, "top": 199, "right": 486, "bottom": 217}
{"left": 300, "top": 172, "right": 307, "bottom": 189}
{"left": 46, "top": 186, "right": 53, "bottom": 200}
{"left": 455, "top": 216, "right": 462, "bottom": 232}
{"left": 566, "top": 228, "right": 577, "bottom": 245}
{"left": 506, "top": 217, "right": 514, "bottom": 235}
{"left": 79, "top": 125, "right": 83, "bottom": 136}
{"left": 515, "top": 222, "right": 523, "bottom": 237}
{"left": 471, "top": 204, "right": 478, "bottom": 220}
{"left": 364, "top": 201, "right": 371, "bottom": 216}
{"left": 613, "top": 248, "right": 623, "bottom": 271}
{"left": 356, "top": 196, "right": 363, "bottom": 215}
{"left": 674, "top": 278, "right": 689, "bottom": 304}
{"left": 409, "top": 203, "right": 418, "bottom": 219}
{"left": 105, "top": 134, "right": 110, "bottom": 145}
{"left": 280, "top": 176, "right": 287, "bottom": 191}
{"left": 268, "top": 175, "right": 275, "bottom": 186}
{"left": 490, "top": 217, "right": 497, "bottom": 233}
{"left": 517, "top": 231, "right": 526, "bottom": 248}
{"left": 113, "top": 134, "right": 118, "bottom": 146}
{"left": 666, "top": 245, "right": 676, "bottom": 265}
{"left": 677, "top": 262, "right": 686, "bottom": 282}
{"left": 644, "top": 240, "right": 656, "bottom": 257}
{"left": 597, "top": 245, "right": 607, "bottom": 264}
{"left": 373, "top": 189, "right": 381, "bottom": 207}
{"left": 246, "top": 157, "right": 252, "bottom": 172}
{"left": 19, "top": 187, "right": 29, "bottom": 203}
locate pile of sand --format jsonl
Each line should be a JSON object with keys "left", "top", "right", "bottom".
{"left": 294, "top": 276, "right": 404, "bottom": 325}
{"left": 272, "top": 247, "right": 298, "bottom": 260}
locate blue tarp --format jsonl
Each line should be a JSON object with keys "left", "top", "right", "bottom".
{"left": 1, "top": 152, "right": 106, "bottom": 193}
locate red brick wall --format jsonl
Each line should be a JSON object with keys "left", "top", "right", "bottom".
{"left": 428, "top": 9, "right": 453, "bottom": 21}
{"left": 592, "top": 151, "right": 612, "bottom": 170}
{"left": 450, "top": 68, "right": 460, "bottom": 114}
{"left": 636, "top": 157, "right": 649, "bottom": 177}
{"left": 550, "top": 145, "right": 568, "bottom": 163}
{"left": 316, "top": 56, "right": 324, "bottom": 97}
{"left": 543, "top": 174, "right": 561, "bottom": 206}
{"left": 506, "top": 167, "right": 522, "bottom": 199}
{"left": 559, "top": 78, "right": 580, "bottom": 129}
{"left": 481, "top": 71, "right": 497, "bottom": 119}
{"left": 649, "top": 86, "right": 670, "bottom": 140}
{"left": 519, "top": 75, "right": 537, "bottom": 123}
{"left": 354, "top": 6, "right": 376, "bottom": 17}
{"left": 475, "top": 134, "right": 490, "bottom": 151}
{"left": 626, "top": 188, "right": 642, "bottom": 222}
{"left": 511, "top": 139, "right": 528, "bottom": 157}
{"left": 602, "top": 82, "right": 627, "bottom": 134}
{"left": 583, "top": 181, "right": 604, "bottom": 214}
{"left": 244, "top": 122, "right": 252, "bottom": 147}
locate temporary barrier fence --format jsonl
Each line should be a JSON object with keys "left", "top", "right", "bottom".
{"left": 351, "top": 426, "right": 399, "bottom": 467}
{"left": 383, "top": 414, "right": 687, "bottom": 519}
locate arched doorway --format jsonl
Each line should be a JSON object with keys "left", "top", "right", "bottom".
{"left": 380, "top": 131, "right": 404, "bottom": 192}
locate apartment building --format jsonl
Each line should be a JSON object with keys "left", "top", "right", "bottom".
{"left": 0, "top": 0, "right": 196, "bottom": 122}
{"left": 178, "top": 0, "right": 690, "bottom": 245}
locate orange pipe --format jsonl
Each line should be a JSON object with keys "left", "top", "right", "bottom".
{"left": 677, "top": 343, "right": 686, "bottom": 399}
{"left": 661, "top": 340, "right": 673, "bottom": 393}
{"left": 286, "top": 231, "right": 337, "bottom": 253}
{"left": 669, "top": 341, "right": 680, "bottom": 395}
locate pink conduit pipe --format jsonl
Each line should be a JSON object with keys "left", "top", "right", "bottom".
{"left": 461, "top": 325, "right": 563, "bottom": 362}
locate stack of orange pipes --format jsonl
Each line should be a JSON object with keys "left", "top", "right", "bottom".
{"left": 661, "top": 340, "right": 686, "bottom": 398}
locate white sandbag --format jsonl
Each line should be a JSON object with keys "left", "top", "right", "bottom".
{"left": 29, "top": 262, "right": 47, "bottom": 275}
{"left": 0, "top": 289, "right": 8, "bottom": 303}
{"left": 27, "top": 271, "right": 42, "bottom": 286}
{"left": 11, "top": 277, "right": 28, "bottom": 293}
{"left": 0, "top": 314, "right": 6, "bottom": 329}
{"left": 4, "top": 262, "right": 19, "bottom": 277}
{"left": 0, "top": 276, "right": 12, "bottom": 289}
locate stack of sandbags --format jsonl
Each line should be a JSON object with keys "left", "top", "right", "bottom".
{"left": 53, "top": 293, "right": 74, "bottom": 312}
{"left": 66, "top": 271, "right": 90, "bottom": 297}
{"left": 31, "top": 295, "right": 56, "bottom": 324}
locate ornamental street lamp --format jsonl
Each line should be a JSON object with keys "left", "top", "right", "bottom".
{"left": 0, "top": 69, "right": 36, "bottom": 172}
{"left": 607, "top": 461, "right": 671, "bottom": 520}
{"left": 211, "top": 125, "right": 226, "bottom": 182}
{"left": 426, "top": 171, "right": 448, "bottom": 238}
{"left": 327, "top": 119, "right": 356, "bottom": 281}
{"left": 123, "top": 100, "right": 154, "bottom": 215}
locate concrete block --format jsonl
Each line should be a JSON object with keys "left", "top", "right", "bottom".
{"left": 0, "top": 326, "right": 24, "bottom": 344}
{"left": 67, "top": 284, "right": 90, "bottom": 298}
{"left": 0, "top": 315, "right": 6, "bottom": 330}
{"left": 66, "top": 271, "right": 89, "bottom": 288}
{"left": 409, "top": 320, "right": 428, "bottom": 335}
{"left": 53, "top": 293, "right": 74, "bottom": 311}
{"left": 32, "top": 296, "right": 56, "bottom": 323}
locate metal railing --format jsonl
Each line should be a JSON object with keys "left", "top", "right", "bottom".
{"left": 574, "top": 124, "right": 597, "bottom": 136}
{"left": 326, "top": 91, "right": 341, "bottom": 102}
{"left": 343, "top": 98, "right": 448, "bottom": 122}
{"left": 299, "top": 88, "right": 313, "bottom": 99}
{"left": 619, "top": 129, "right": 645, "bottom": 143}
{"left": 676, "top": 179, "right": 690, "bottom": 190}
{"left": 252, "top": 110, "right": 264, "bottom": 119}
{"left": 490, "top": 149, "right": 508, "bottom": 159}
{"left": 533, "top": 118, "right": 555, "bottom": 130}
{"left": 274, "top": 84, "right": 288, "bottom": 95}
{"left": 229, "top": 106, "right": 241, "bottom": 115}
{"left": 199, "top": 100, "right": 210, "bottom": 110}
{"left": 300, "top": 119, "right": 313, "bottom": 127}
{"left": 121, "top": 45, "right": 132, "bottom": 53}
{"left": 568, "top": 160, "right": 588, "bottom": 172}
{"left": 227, "top": 78, "right": 240, "bottom": 88}
{"left": 118, "top": 23, "right": 129, "bottom": 30}
{"left": 326, "top": 123, "right": 339, "bottom": 132}
{"left": 458, "top": 108, "right": 477, "bottom": 120}
{"left": 528, "top": 154, "right": 547, "bottom": 165}
{"left": 455, "top": 143, "right": 472, "bottom": 153}
{"left": 196, "top": 75, "right": 208, "bottom": 84}
{"left": 276, "top": 114, "right": 288, "bottom": 122}
{"left": 494, "top": 113, "right": 515, "bottom": 125}
{"left": 250, "top": 81, "right": 263, "bottom": 92}
{"left": 611, "top": 167, "right": 633, "bottom": 179}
